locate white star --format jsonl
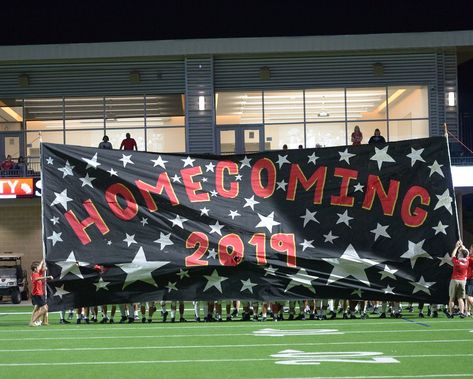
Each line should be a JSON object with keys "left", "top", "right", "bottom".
{"left": 351, "top": 288, "right": 363, "bottom": 298}
{"left": 203, "top": 269, "right": 228, "bottom": 293}
{"left": 336, "top": 210, "right": 353, "bottom": 227}
{"left": 264, "top": 265, "right": 278, "bottom": 276}
{"left": 370, "top": 223, "right": 391, "bottom": 241}
{"left": 205, "top": 162, "right": 215, "bottom": 172}
{"left": 200, "top": 207, "right": 210, "bottom": 216}
{"left": 172, "top": 174, "right": 181, "bottom": 183}
{"left": 51, "top": 189, "right": 73, "bottom": 210}
{"left": 229, "top": 210, "right": 241, "bottom": 220}
{"left": 235, "top": 174, "right": 242, "bottom": 181}
{"left": 94, "top": 278, "right": 110, "bottom": 291}
{"left": 285, "top": 268, "right": 318, "bottom": 294}
{"left": 79, "top": 173, "right": 96, "bottom": 188}
{"left": 276, "top": 180, "right": 288, "bottom": 191}
{"left": 378, "top": 265, "right": 398, "bottom": 280}
{"left": 210, "top": 190, "right": 218, "bottom": 197}
{"left": 406, "top": 147, "right": 425, "bottom": 167}
{"left": 166, "top": 281, "right": 178, "bottom": 292}
{"left": 107, "top": 240, "right": 112, "bottom": 246}
{"left": 240, "top": 156, "right": 252, "bottom": 168}
{"left": 56, "top": 251, "right": 89, "bottom": 279}
{"left": 384, "top": 285, "right": 395, "bottom": 294}
{"left": 370, "top": 146, "right": 395, "bottom": 170}
{"left": 123, "top": 233, "right": 137, "bottom": 247}
{"left": 401, "top": 240, "right": 432, "bottom": 268}
{"left": 181, "top": 156, "right": 195, "bottom": 167}
{"left": 354, "top": 183, "right": 364, "bottom": 192}
{"left": 409, "top": 275, "right": 436, "bottom": 295}
{"left": 438, "top": 252, "right": 453, "bottom": 267}
{"left": 154, "top": 232, "right": 174, "bottom": 250}
{"left": 276, "top": 154, "right": 290, "bottom": 169}
{"left": 108, "top": 168, "right": 118, "bottom": 177}
{"left": 119, "top": 154, "right": 134, "bottom": 168}
{"left": 307, "top": 152, "right": 319, "bottom": 165}
{"left": 202, "top": 177, "right": 208, "bottom": 183}
{"left": 300, "top": 239, "right": 314, "bottom": 252}
{"left": 428, "top": 160, "right": 444, "bottom": 178}
{"left": 177, "top": 269, "right": 190, "bottom": 279}
{"left": 256, "top": 211, "right": 281, "bottom": 233}
{"left": 169, "top": 215, "right": 188, "bottom": 229}
{"left": 53, "top": 285, "right": 69, "bottom": 299}
{"left": 209, "top": 221, "right": 225, "bottom": 236}
{"left": 140, "top": 217, "right": 148, "bottom": 226}
{"left": 47, "top": 231, "right": 63, "bottom": 246}
{"left": 58, "top": 160, "right": 75, "bottom": 178}
{"left": 82, "top": 153, "right": 101, "bottom": 169}
{"left": 338, "top": 148, "right": 356, "bottom": 164}
{"left": 50, "top": 216, "right": 60, "bottom": 225}
{"left": 432, "top": 221, "right": 449, "bottom": 235}
{"left": 151, "top": 156, "right": 167, "bottom": 169}
{"left": 434, "top": 189, "right": 453, "bottom": 214}
{"left": 208, "top": 248, "right": 218, "bottom": 259}
{"left": 240, "top": 278, "right": 258, "bottom": 294}
{"left": 300, "top": 209, "right": 319, "bottom": 227}
{"left": 46, "top": 157, "right": 54, "bottom": 165}
{"left": 323, "top": 244, "right": 380, "bottom": 286}
{"left": 243, "top": 195, "right": 260, "bottom": 211}
{"left": 323, "top": 231, "right": 339, "bottom": 244}
{"left": 117, "top": 246, "right": 170, "bottom": 289}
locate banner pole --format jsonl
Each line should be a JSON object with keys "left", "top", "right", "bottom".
{"left": 39, "top": 141, "right": 49, "bottom": 303}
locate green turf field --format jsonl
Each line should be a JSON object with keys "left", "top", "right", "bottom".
{"left": 0, "top": 305, "right": 473, "bottom": 379}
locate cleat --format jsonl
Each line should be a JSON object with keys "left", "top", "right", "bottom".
{"left": 295, "top": 314, "right": 305, "bottom": 320}
{"left": 171, "top": 317, "right": 175, "bottom": 323}
{"left": 67, "top": 311, "right": 74, "bottom": 320}
{"left": 252, "top": 315, "right": 259, "bottom": 322}
{"left": 342, "top": 312, "right": 348, "bottom": 319}
{"left": 161, "top": 311, "right": 168, "bottom": 323}
{"left": 84, "top": 318, "right": 90, "bottom": 324}
{"left": 91, "top": 316, "right": 97, "bottom": 323}
{"left": 128, "top": 317, "right": 134, "bottom": 323}
{"left": 419, "top": 312, "right": 424, "bottom": 318}
{"left": 261, "top": 316, "right": 267, "bottom": 322}
{"left": 60, "top": 319, "right": 70, "bottom": 324}
{"left": 99, "top": 317, "right": 109, "bottom": 324}
{"left": 226, "top": 315, "right": 232, "bottom": 321}
{"left": 288, "top": 314, "right": 294, "bottom": 321}
{"left": 179, "top": 317, "right": 187, "bottom": 322}
{"left": 195, "top": 317, "right": 201, "bottom": 322}
{"left": 109, "top": 319, "right": 115, "bottom": 324}
{"left": 142, "top": 317, "right": 147, "bottom": 323}
{"left": 432, "top": 311, "right": 438, "bottom": 318}
{"left": 460, "top": 313, "right": 466, "bottom": 319}
{"left": 379, "top": 312, "right": 386, "bottom": 318}
{"left": 329, "top": 311, "right": 337, "bottom": 320}
{"left": 231, "top": 309, "right": 238, "bottom": 317}
{"left": 147, "top": 319, "right": 153, "bottom": 323}
{"left": 119, "top": 316, "right": 127, "bottom": 324}
{"left": 360, "top": 312, "right": 368, "bottom": 319}
{"left": 309, "top": 313, "right": 315, "bottom": 320}
{"left": 76, "top": 318, "right": 81, "bottom": 324}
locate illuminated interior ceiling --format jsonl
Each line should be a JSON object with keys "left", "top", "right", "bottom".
{"left": 0, "top": 100, "right": 23, "bottom": 122}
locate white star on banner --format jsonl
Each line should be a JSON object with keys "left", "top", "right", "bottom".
{"left": 94, "top": 278, "right": 110, "bottom": 291}
{"left": 370, "top": 146, "right": 395, "bottom": 169}
{"left": 169, "top": 215, "right": 188, "bottom": 229}
{"left": 384, "top": 285, "right": 395, "bottom": 294}
{"left": 202, "top": 177, "right": 208, "bottom": 182}
{"left": 154, "top": 232, "right": 174, "bottom": 250}
{"left": 205, "top": 162, "right": 215, "bottom": 172}
{"left": 300, "top": 209, "right": 319, "bottom": 227}
{"left": 432, "top": 221, "right": 449, "bottom": 235}
{"left": 210, "top": 190, "right": 218, "bottom": 197}
{"left": 336, "top": 210, "right": 353, "bottom": 227}
{"left": 200, "top": 207, "right": 210, "bottom": 216}
{"left": 82, "top": 153, "right": 101, "bottom": 169}
{"left": 300, "top": 239, "right": 314, "bottom": 252}
{"left": 47, "top": 231, "right": 63, "bottom": 246}
{"left": 209, "top": 221, "right": 225, "bottom": 236}
{"left": 56, "top": 251, "right": 89, "bottom": 279}
{"left": 117, "top": 247, "right": 170, "bottom": 289}
{"left": 240, "top": 278, "right": 258, "bottom": 294}
{"left": 354, "top": 183, "right": 364, "bottom": 192}
{"left": 107, "top": 240, "right": 112, "bottom": 246}
{"left": 244, "top": 195, "right": 259, "bottom": 211}
{"left": 58, "top": 160, "right": 75, "bottom": 178}
{"left": 171, "top": 174, "right": 181, "bottom": 183}
{"left": 53, "top": 285, "right": 69, "bottom": 299}
{"left": 123, "top": 233, "right": 137, "bottom": 247}
{"left": 151, "top": 156, "right": 168, "bottom": 169}
{"left": 140, "top": 217, "right": 148, "bottom": 226}
{"left": 79, "top": 173, "right": 96, "bottom": 188}
{"left": 438, "top": 252, "right": 453, "bottom": 267}
{"left": 410, "top": 275, "right": 436, "bottom": 295}
{"left": 378, "top": 265, "right": 398, "bottom": 280}
{"left": 338, "top": 148, "right": 356, "bottom": 164}
{"left": 406, "top": 147, "right": 425, "bottom": 167}
{"left": 239, "top": 156, "right": 252, "bottom": 168}
{"left": 119, "top": 154, "right": 134, "bottom": 168}
{"left": 400, "top": 240, "right": 432, "bottom": 268}
{"left": 307, "top": 152, "right": 319, "bottom": 165}
{"left": 276, "top": 154, "right": 290, "bottom": 168}
{"left": 323, "top": 244, "right": 380, "bottom": 286}
{"left": 285, "top": 268, "right": 318, "bottom": 294}
{"left": 256, "top": 211, "right": 280, "bottom": 233}
{"left": 323, "top": 231, "right": 339, "bottom": 244}
{"left": 351, "top": 288, "right": 363, "bottom": 298}
{"left": 51, "top": 189, "right": 73, "bottom": 210}
{"left": 50, "top": 216, "right": 60, "bottom": 225}
{"left": 46, "top": 157, "right": 54, "bottom": 165}
{"left": 370, "top": 223, "right": 391, "bottom": 241}
{"left": 108, "top": 168, "right": 118, "bottom": 177}
{"left": 228, "top": 210, "right": 241, "bottom": 220}
{"left": 181, "top": 156, "right": 195, "bottom": 167}
{"left": 428, "top": 160, "right": 444, "bottom": 178}
{"left": 203, "top": 270, "right": 228, "bottom": 293}
{"left": 177, "top": 269, "right": 190, "bottom": 279}
{"left": 235, "top": 174, "right": 242, "bottom": 181}
{"left": 276, "top": 180, "right": 288, "bottom": 191}
{"left": 208, "top": 248, "right": 218, "bottom": 260}
{"left": 264, "top": 265, "right": 278, "bottom": 276}
{"left": 434, "top": 189, "right": 453, "bottom": 214}
{"left": 166, "top": 281, "right": 178, "bottom": 292}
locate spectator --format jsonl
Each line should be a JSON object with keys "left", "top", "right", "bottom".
{"left": 368, "top": 128, "right": 386, "bottom": 144}
{"left": 98, "top": 135, "right": 113, "bottom": 149}
{"left": 298, "top": 144, "right": 303, "bottom": 149}
{"left": 120, "top": 133, "right": 138, "bottom": 151}
{"left": 1, "top": 155, "right": 15, "bottom": 171}
{"left": 282, "top": 144, "right": 288, "bottom": 150}
{"left": 15, "top": 156, "right": 27, "bottom": 176}
{"left": 447, "top": 240, "right": 469, "bottom": 318}
{"left": 351, "top": 125, "right": 363, "bottom": 146}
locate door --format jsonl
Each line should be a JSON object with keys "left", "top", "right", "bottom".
{"left": 218, "top": 125, "right": 264, "bottom": 154}
{"left": 0, "top": 132, "right": 24, "bottom": 161}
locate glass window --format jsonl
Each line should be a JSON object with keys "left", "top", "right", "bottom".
{"left": 305, "top": 89, "right": 346, "bottom": 123}
{"left": 346, "top": 87, "right": 386, "bottom": 121}
{"left": 25, "top": 98, "right": 63, "bottom": 131}
{"left": 65, "top": 97, "right": 104, "bottom": 129}
{"left": 147, "top": 127, "right": 186, "bottom": 153}
{"left": 105, "top": 96, "right": 144, "bottom": 129}
{"left": 347, "top": 121, "right": 387, "bottom": 145}
{"left": 146, "top": 94, "right": 185, "bottom": 127}
{"left": 263, "top": 90, "right": 304, "bottom": 124}
{"left": 27, "top": 131, "right": 63, "bottom": 157}
{"left": 306, "top": 122, "right": 347, "bottom": 148}
{"left": 66, "top": 129, "right": 106, "bottom": 148}
{"left": 0, "top": 98, "right": 23, "bottom": 131}
{"left": 106, "top": 129, "right": 145, "bottom": 151}
{"left": 388, "top": 85, "right": 428, "bottom": 119}
{"left": 388, "top": 119, "right": 429, "bottom": 141}
{"left": 216, "top": 91, "right": 263, "bottom": 125}
{"left": 219, "top": 130, "right": 236, "bottom": 155}
{"left": 265, "top": 124, "right": 304, "bottom": 150}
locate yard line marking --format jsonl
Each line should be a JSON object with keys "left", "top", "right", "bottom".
{"left": 0, "top": 338, "right": 471, "bottom": 352}
{"left": 253, "top": 328, "right": 343, "bottom": 336}
{"left": 259, "top": 374, "right": 473, "bottom": 379}
{"left": 402, "top": 317, "right": 431, "bottom": 327}
{"left": 272, "top": 350, "right": 399, "bottom": 365}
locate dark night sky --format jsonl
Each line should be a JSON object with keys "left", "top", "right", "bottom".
{"left": 1, "top": 1, "right": 473, "bottom": 46}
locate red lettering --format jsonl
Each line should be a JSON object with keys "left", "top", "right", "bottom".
{"left": 218, "top": 234, "right": 244, "bottom": 266}
{"left": 362, "top": 175, "right": 400, "bottom": 216}
{"left": 287, "top": 164, "right": 327, "bottom": 204}
{"left": 401, "top": 186, "right": 430, "bottom": 227}
{"left": 105, "top": 183, "right": 139, "bottom": 221}
{"left": 251, "top": 158, "right": 276, "bottom": 198}
{"left": 181, "top": 166, "right": 210, "bottom": 202}
{"left": 136, "top": 172, "right": 179, "bottom": 212}
{"left": 330, "top": 167, "right": 358, "bottom": 206}
{"left": 215, "top": 161, "right": 239, "bottom": 198}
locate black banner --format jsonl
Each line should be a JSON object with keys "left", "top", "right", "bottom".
{"left": 41, "top": 137, "right": 458, "bottom": 311}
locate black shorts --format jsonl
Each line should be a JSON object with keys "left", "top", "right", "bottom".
{"left": 466, "top": 279, "right": 473, "bottom": 296}
{"left": 31, "top": 295, "right": 46, "bottom": 307}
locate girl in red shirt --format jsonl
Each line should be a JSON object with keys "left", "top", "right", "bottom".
{"left": 30, "top": 260, "right": 52, "bottom": 326}
{"left": 448, "top": 241, "right": 469, "bottom": 318}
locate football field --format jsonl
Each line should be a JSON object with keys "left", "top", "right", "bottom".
{"left": 0, "top": 305, "right": 473, "bottom": 379}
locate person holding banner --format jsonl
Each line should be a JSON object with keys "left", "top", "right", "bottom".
{"left": 29, "top": 260, "right": 52, "bottom": 326}
{"left": 447, "top": 240, "right": 469, "bottom": 318}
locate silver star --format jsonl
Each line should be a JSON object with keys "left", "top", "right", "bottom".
{"left": 53, "top": 285, "right": 69, "bottom": 299}
{"left": 354, "top": 183, "right": 364, "bottom": 192}
{"left": 200, "top": 207, "right": 210, "bottom": 216}
{"left": 208, "top": 248, "right": 218, "bottom": 259}
{"left": 154, "top": 232, "right": 173, "bottom": 250}
{"left": 240, "top": 278, "right": 258, "bottom": 294}
{"left": 438, "top": 252, "right": 453, "bottom": 267}
{"left": 323, "top": 244, "right": 380, "bottom": 286}
{"left": 428, "top": 160, "right": 444, "bottom": 178}
{"left": 108, "top": 168, "right": 118, "bottom": 177}
{"left": 300, "top": 209, "right": 319, "bottom": 227}
{"left": 351, "top": 288, "right": 363, "bottom": 298}
{"left": 82, "top": 153, "right": 101, "bottom": 169}
{"left": 401, "top": 240, "right": 432, "bottom": 268}
{"left": 119, "top": 154, "right": 134, "bottom": 168}
{"left": 256, "top": 211, "right": 281, "bottom": 233}
{"left": 276, "top": 180, "right": 288, "bottom": 191}
{"left": 47, "top": 231, "right": 63, "bottom": 246}
{"left": 56, "top": 251, "right": 89, "bottom": 279}
{"left": 432, "top": 221, "right": 449, "bottom": 235}
{"left": 264, "top": 265, "right": 278, "bottom": 276}
{"left": 210, "top": 190, "right": 218, "bottom": 197}
{"left": 370, "top": 146, "right": 395, "bottom": 170}
{"left": 323, "top": 231, "right": 339, "bottom": 244}
{"left": 94, "top": 278, "right": 110, "bottom": 291}
{"left": 338, "top": 148, "right": 356, "bottom": 164}
{"left": 384, "top": 285, "right": 395, "bottom": 294}
{"left": 209, "top": 221, "right": 225, "bottom": 236}
{"left": 276, "top": 154, "right": 290, "bottom": 169}
{"left": 51, "top": 189, "right": 73, "bottom": 210}
{"left": 378, "top": 265, "right": 398, "bottom": 280}
{"left": 177, "top": 268, "right": 190, "bottom": 279}
{"left": 244, "top": 195, "right": 259, "bottom": 211}
{"left": 151, "top": 156, "right": 167, "bottom": 169}
{"left": 406, "top": 147, "right": 425, "bottom": 167}
{"left": 172, "top": 174, "right": 181, "bottom": 183}
{"left": 58, "top": 160, "right": 75, "bottom": 178}
{"left": 410, "top": 276, "right": 435, "bottom": 295}
{"left": 370, "top": 223, "right": 391, "bottom": 241}
{"left": 107, "top": 240, "right": 112, "bottom": 246}
{"left": 169, "top": 215, "right": 188, "bottom": 229}
{"left": 140, "top": 217, "right": 148, "bottom": 226}
{"left": 240, "top": 156, "right": 252, "bottom": 168}
{"left": 46, "top": 157, "right": 54, "bottom": 165}
{"left": 235, "top": 174, "right": 242, "bottom": 181}
{"left": 336, "top": 210, "right": 353, "bottom": 227}
{"left": 123, "top": 233, "right": 137, "bottom": 247}
{"left": 181, "top": 156, "right": 195, "bottom": 167}
{"left": 205, "top": 162, "right": 215, "bottom": 172}
{"left": 300, "top": 239, "right": 314, "bottom": 252}
{"left": 229, "top": 210, "right": 241, "bottom": 220}
{"left": 307, "top": 152, "right": 319, "bottom": 165}
{"left": 203, "top": 270, "right": 228, "bottom": 293}
{"left": 285, "top": 268, "right": 318, "bottom": 294}
{"left": 79, "top": 173, "right": 95, "bottom": 188}
{"left": 117, "top": 246, "right": 170, "bottom": 289}
{"left": 50, "top": 216, "right": 60, "bottom": 225}
{"left": 434, "top": 189, "right": 453, "bottom": 214}
{"left": 202, "top": 177, "right": 208, "bottom": 183}
{"left": 166, "top": 281, "right": 178, "bottom": 292}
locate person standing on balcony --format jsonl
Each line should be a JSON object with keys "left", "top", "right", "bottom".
{"left": 120, "top": 133, "right": 138, "bottom": 151}
{"left": 351, "top": 125, "right": 363, "bottom": 146}
{"left": 98, "top": 135, "right": 113, "bottom": 149}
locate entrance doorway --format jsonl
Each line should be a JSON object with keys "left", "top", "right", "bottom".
{"left": 218, "top": 125, "right": 265, "bottom": 155}
{"left": 0, "top": 132, "right": 24, "bottom": 161}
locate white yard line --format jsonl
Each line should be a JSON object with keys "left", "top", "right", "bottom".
{"left": 261, "top": 375, "right": 473, "bottom": 379}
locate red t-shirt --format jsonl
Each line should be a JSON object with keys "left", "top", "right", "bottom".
{"left": 31, "top": 269, "right": 45, "bottom": 296}
{"left": 451, "top": 257, "right": 469, "bottom": 280}
{"left": 120, "top": 138, "right": 137, "bottom": 150}
{"left": 467, "top": 256, "right": 473, "bottom": 279}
